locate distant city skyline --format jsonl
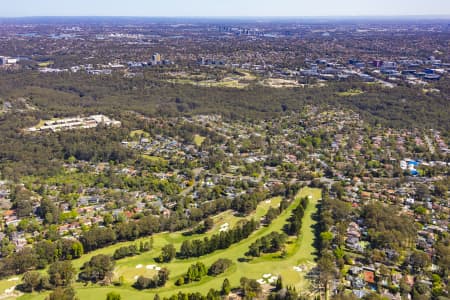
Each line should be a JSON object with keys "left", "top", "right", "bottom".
{"left": 2, "top": 0, "right": 450, "bottom": 18}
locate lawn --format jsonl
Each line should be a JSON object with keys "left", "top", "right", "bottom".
{"left": 261, "top": 78, "right": 302, "bottom": 88}
{"left": 165, "top": 69, "right": 258, "bottom": 90}
{"left": 166, "top": 77, "right": 249, "bottom": 89}
{"left": 37, "top": 61, "right": 54, "bottom": 67}
{"left": 33, "top": 117, "right": 59, "bottom": 129}
{"left": 337, "top": 88, "right": 364, "bottom": 97}
{"left": 208, "top": 196, "right": 281, "bottom": 234}
{"left": 17, "top": 188, "right": 321, "bottom": 300}
{"left": 193, "top": 134, "right": 206, "bottom": 147}
{"left": 0, "top": 276, "right": 21, "bottom": 299}
{"left": 141, "top": 154, "right": 168, "bottom": 165}
{"left": 129, "top": 130, "right": 150, "bottom": 139}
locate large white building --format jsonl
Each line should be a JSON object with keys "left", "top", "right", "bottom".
{"left": 151, "top": 53, "right": 161, "bottom": 65}
{"left": 0, "top": 56, "right": 17, "bottom": 65}
{"left": 27, "top": 114, "right": 121, "bottom": 132}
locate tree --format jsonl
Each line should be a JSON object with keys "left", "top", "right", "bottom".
{"left": 106, "top": 292, "right": 121, "bottom": 300}
{"left": 275, "top": 276, "right": 283, "bottom": 291}
{"left": 246, "top": 232, "right": 287, "bottom": 257}
{"left": 79, "top": 254, "right": 115, "bottom": 284}
{"left": 139, "top": 239, "right": 152, "bottom": 252}
{"left": 46, "top": 286, "right": 76, "bottom": 300}
{"left": 362, "top": 292, "right": 387, "bottom": 300}
{"left": 34, "top": 240, "right": 57, "bottom": 266}
{"left": 209, "top": 258, "right": 232, "bottom": 276}
{"left": 399, "top": 277, "right": 412, "bottom": 296}
{"left": 160, "top": 244, "right": 176, "bottom": 262}
{"left": 38, "top": 198, "right": 61, "bottom": 224}
{"left": 157, "top": 268, "right": 170, "bottom": 287}
{"left": 48, "top": 261, "right": 76, "bottom": 287}
{"left": 67, "top": 155, "right": 76, "bottom": 164}
{"left": 15, "top": 197, "right": 33, "bottom": 218}
{"left": 412, "top": 282, "right": 431, "bottom": 300}
{"left": 12, "top": 187, "right": 34, "bottom": 218}
{"left": 79, "top": 226, "right": 116, "bottom": 252}
{"left": 435, "top": 241, "right": 450, "bottom": 277}
{"left": 222, "top": 278, "right": 231, "bottom": 295}
{"left": 185, "top": 262, "right": 207, "bottom": 283}
{"left": 320, "top": 231, "right": 334, "bottom": 252}
{"left": 264, "top": 207, "right": 280, "bottom": 225}
{"left": 133, "top": 268, "right": 169, "bottom": 290}
{"left": 180, "top": 240, "right": 192, "bottom": 258}
{"left": 0, "top": 237, "right": 15, "bottom": 257}
{"left": 113, "top": 245, "right": 138, "bottom": 260}
{"left": 317, "top": 252, "right": 337, "bottom": 299}
{"left": 207, "top": 288, "right": 221, "bottom": 300}
{"left": 204, "top": 217, "right": 214, "bottom": 230}
{"left": 240, "top": 277, "right": 261, "bottom": 298}
{"left": 12, "top": 247, "right": 38, "bottom": 274}
{"left": 103, "top": 214, "right": 114, "bottom": 226}
{"left": 433, "top": 181, "right": 447, "bottom": 197}
{"left": 415, "top": 184, "right": 430, "bottom": 201}
{"left": 71, "top": 240, "right": 84, "bottom": 258}
{"left": 22, "top": 271, "right": 42, "bottom": 292}
{"left": 331, "top": 182, "right": 345, "bottom": 200}
{"left": 56, "top": 239, "right": 83, "bottom": 260}
{"left": 135, "top": 276, "right": 152, "bottom": 290}
{"left": 409, "top": 250, "right": 431, "bottom": 274}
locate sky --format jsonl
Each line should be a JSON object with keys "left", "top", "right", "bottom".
{"left": 2, "top": 0, "right": 450, "bottom": 17}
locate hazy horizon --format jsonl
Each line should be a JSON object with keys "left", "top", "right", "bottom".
{"left": 2, "top": 0, "right": 450, "bottom": 18}
{"left": 2, "top": 15, "right": 450, "bottom": 19}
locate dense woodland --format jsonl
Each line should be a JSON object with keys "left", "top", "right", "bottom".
{"left": 0, "top": 70, "right": 449, "bottom": 180}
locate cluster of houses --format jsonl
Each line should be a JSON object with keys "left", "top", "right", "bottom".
{"left": 265, "top": 110, "right": 447, "bottom": 298}
{"left": 189, "top": 54, "right": 448, "bottom": 88}
{"left": 327, "top": 178, "right": 448, "bottom": 299}
{"left": 38, "top": 52, "right": 173, "bottom": 76}
{"left": 293, "top": 55, "right": 448, "bottom": 84}
{"left": 206, "top": 110, "right": 448, "bottom": 299}
{"left": 0, "top": 108, "right": 447, "bottom": 299}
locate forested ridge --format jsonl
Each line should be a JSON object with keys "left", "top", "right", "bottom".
{"left": 0, "top": 70, "right": 449, "bottom": 129}
{"left": 0, "top": 70, "right": 449, "bottom": 180}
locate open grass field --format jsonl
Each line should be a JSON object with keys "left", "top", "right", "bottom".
{"left": 167, "top": 78, "right": 249, "bottom": 89}
{"left": 16, "top": 187, "right": 321, "bottom": 300}
{"left": 165, "top": 70, "right": 257, "bottom": 89}
{"left": 0, "top": 277, "right": 21, "bottom": 299}
{"left": 165, "top": 69, "right": 330, "bottom": 90}
{"left": 261, "top": 78, "right": 302, "bottom": 88}
{"left": 337, "top": 88, "right": 364, "bottom": 97}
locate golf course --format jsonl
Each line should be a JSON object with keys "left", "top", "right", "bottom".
{"left": 12, "top": 187, "right": 321, "bottom": 300}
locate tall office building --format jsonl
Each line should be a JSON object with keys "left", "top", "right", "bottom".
{"left": 151, "top": 53, "right": 161, "bottom": 65}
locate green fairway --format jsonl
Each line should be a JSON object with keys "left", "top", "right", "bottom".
{"left": 16, "top": 187, "right": 321, "bottom": 300}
